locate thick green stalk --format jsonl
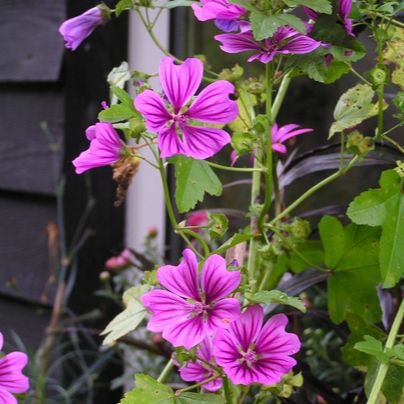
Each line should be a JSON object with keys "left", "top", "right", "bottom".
{"left": 367, "top": 299, "right": 404, "bottom": 404}
{"left": 207, "top": 161, "right": 264, "bottom": 173}
{"left": 157, "top": 358, "right": 174, "bottom": 383}
{"left": 270, "top": 156, "right": 359, "bottom": 225}
{"left": 257, "top": 63, "right": 274, "bottom": 232}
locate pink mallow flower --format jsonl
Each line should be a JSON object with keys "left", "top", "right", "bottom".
{"left": 59, "top": 6, "right": 105, "bottom": 51}
{"left": 305, "top": 0, "right": 354, "bottom": 36}
{"left": 0, "top": 332, "right": 29, "bottom": 403}
{"left": 215, "top": 26, "right": 323, "bottom": 63}
{"left": 214, "top": 305, "right": 301, "bottom": 386}
{"left": 72, "top": 122, "right": 123, "bottom": 174}
{"left": 192, "top": 0, "right": 246, "bottom": 32}
{"left": 272, "top": 122, "right": 313, "bottom": 154}
{"left": 178, "top": 338, "right": 222, "bottom": 392}
{"left": 134, "top": 57, "right": 238, "bottom": 160}
{"left": 141, "top": 249, "right": 241, "bottom": 350}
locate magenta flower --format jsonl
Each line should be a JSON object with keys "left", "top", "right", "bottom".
{"left": 178, "top": 338, "right": 222, "bottom": 392}
{"left": 0, "top": 332, "right": 29, "bottom": 403}
{"left": 272, "top": 122, "right": 313, "bottom": 154}
{"left": 215, "top": 26, "right": 324, "bottom": 63}
{"left": 192, "top": 0, "right": 246, "bottom": 32}
{"left": 214, "top": 305, "right": 300, "bottom": 386}
{"left": 305, "top": 0, "right": 354, "bottom": 36}
{"left": 134, "top": 57, "right": 238, "bottom": 160}
{"left": 72, "top": 122, "right": 123, "bottom": 174}
{"left": 141, "top": 249, "right": 241, "bottom": 349}
{"left": 59, "top": 6, "right": 105, "bottom": 51}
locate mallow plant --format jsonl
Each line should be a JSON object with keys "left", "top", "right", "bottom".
{"left": 58, "top": 0, "right": 403, "bottom": 402}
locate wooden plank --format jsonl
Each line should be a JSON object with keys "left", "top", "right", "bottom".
{"left": 0, "top": 0, "right": 65, "bottom": 82}
{"left": 0, "top": 86, "right": 63, "bottom": 195}
{"left": 0, "top": 296, "right": 50, "bottom": 350}
{"left": 0, "top": 193, "right": 57, "bottom": 304}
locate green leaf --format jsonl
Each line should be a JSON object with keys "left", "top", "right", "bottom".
{"left": 347, "top": 170, "right": 404, "bottom": 287}
{"left": 251, "top": 290, "right": 306, "bottom": 312}
{"left": 250, "top": 12, "right": 306, "bottom": 41}
{"left": 101, "top": 296, "right": 146, "bottom": 346}
{"left": 208, "top": 213, "right": 229, "bottom": 240}
{"left": 342, "top": 314, "right": 386, "bottom": 367}
{"left": 354, "top": 335, "right": 390, "bottom": 363}
{"left": 99, "top": 103, "right": 137, "bottom": 123}
{"left": 120, "top": 374, "right": 174, "bottom": 404}
{"left": 319, "top": 216, "right": 380, "bottom": 272}
{"left": 229, "top": 88, "right": 256, "bottom": 133}
{"left": 319, "top": 216, "right": 381, "bottom": 324}
{"left": 283, "top": 0, "right": 332, "bottom": 13}
{"left": 171, "top": 156, "right": 223, "bottom": 213}
{"left": 115, "top": 0, "right": 134, "bottom": 16}
{"left": 329, "top": 84, "right": 380, "bottom": 138}
{"left": 161, "top": 0, "right": 195, "bottom": 8}
{"left": 176, "top": 393, "right": 226, "bottom": 403}
{"left": 213, "top": 232, "right": 253, "bottom": 254}
{"left": 250, "top": 11, "right": 282, "bottom": 41}
{"left": 111, "top": 86, "right": 135, "bottom": 107}
{"left": 347, "top": 170, "right": 401, "bottom": 226}
{"left": 288, "top": 240, "right": 324, "bottom": 273}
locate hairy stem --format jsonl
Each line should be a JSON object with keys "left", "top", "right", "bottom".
{"left": 367, "top": 299, "right": 404, "bottom": 404}
{"left": 157, "top": 359, "right": 174, "bottom": 383}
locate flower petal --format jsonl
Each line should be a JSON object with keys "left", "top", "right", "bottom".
{"left": 179, "top": 361, "right": 209, "bottom": 383}
{"left": 158, "top": 125, "right": 188, "bottom": 158}
{"left": 163, "top": 315, "right": 206, "bottom": 349}
{"left": 192, "top": 0, "right": 245, "bottom": 21}
{"left": 157, "top": 249, "right": 200, "bottom": 300}
{"left": 182, "top": 125, "right": 231, "bottom": 160}
{"left": 251, "top": 356, "right": 297, "bottom": 385}
{"left": 279, "top": 35, "right": 322, "bottom": 55}
{"left": 160, "top": 57, "right": 203, "bottom": 113}
{"left": 255, "top": 314, "right": 301, "bottom": 357}
{"left": 214, "top": 32, "right": 260, "bottom": 55}
{"left": 276, "top": 125, "right": 313, "bottom": 144}
{"left": 230, "top": 305, "right": 263, "bottom": 351}
{"left": 201, "top": 254, "right": 241, "bottom": 302}
{"left": 213, "top": 329, "right": 241, "bottom": 367}
{"left": 0, "top": 333, "right": 3, "bottom": 351}
{"left": 72, "top": 123, "right": 122, "bottom": 174}
{"left": 141, "top": 290, "right": 194, "bottom": 332}
{"left": 0, "top": 352, "right": 29, "bottom": 394}
{"left": 0, "top": 387, "right": 17, "bottom": 404}
{"left": 188, "top": 80, "right": 238, "bottom": 124}
{"left": 134, "top": 90, "right": 171, "bottom": 132}
{"left": 272, "top": 143, "right": 287, "bottom": 154}
{"left": 207, "top": 298, "right": 241, "bottom": 333}
{"left": 215, "top": 19, "right": 240, "bottom": 33}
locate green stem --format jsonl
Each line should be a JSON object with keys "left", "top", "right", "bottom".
{"left": 223, "top": 376, "right": 235, "bottom": 404}
{"left": 180, "top": 229, "right": 210, "bottom": 257}
{"left": 157, "top": 358, "right": 174, "bottom": 383}
{"left": 374, "top": 11, "right": 404, "bottom": 29}
{"left": 272, "top": 155, "right": 281, "bottom": 216}
{"left": 270, "top": 156, "right": 359, "bottom": 225}
{"left": 158, "top": 158, "right": 178, "bottom": 230}
{"left": 207, "top": 161, "right": 264, "bottom": 173}
{"left": 271, "top": 71, "right": 291, "bottom": 120}
{"left": 367, "top": 299, "right": 404, "bottom": 404}
{"left": 176, "top": 374, "right": 220, "bottom": 394}
{"left": 381, "top": 134, "right": 404, "bottom": 154}
{"left": 257, "top": 63, "right": 274, "bottom": 232}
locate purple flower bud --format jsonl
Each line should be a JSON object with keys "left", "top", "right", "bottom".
{"left": 59, "top": 6, "right": 106, "bottom": 51}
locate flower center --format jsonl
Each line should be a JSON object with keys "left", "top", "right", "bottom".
{"left": 192, "top": 302, "right": 209, "bottom": 316}
{"left": 171, "top": 113, "right": 188, "bottom": 127}
{"left": 239, "top": 348, "right": 258, "bottom": 368}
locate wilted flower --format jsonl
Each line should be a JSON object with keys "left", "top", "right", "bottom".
{"left": 73, "top": 122, "right": 124, "bottom": 174}
{"left": 192, "top": 0, "right": 246, "bottom": 32}
{"left": 135, "top": 57, "right": 238, "bottom": 160}
{"left": 0, "top": 332, "right": 29, "bottom": 403}
{"left": 59, "top": 6, "right": 107, "bottom": 51}
{"left": 215, "top": 25, "right": 324, "bottom": 63}
{"left": 214, "top": 305, "right": 301, "bottom": 385}
{"left": 186, "top": 211, "right": 209, "bottom": 231}
{"left": 178, "top": 338, "right": 222, "bottom": 392}
{"left": 141, "top": 249, "right": 241, "bottom": 349}
{"left": 272, "top": 122, "right": 313, "bottom": 154}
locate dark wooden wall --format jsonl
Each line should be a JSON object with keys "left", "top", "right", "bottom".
{"left": 0, "top": 0, "right": 127, "bottom": 402}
